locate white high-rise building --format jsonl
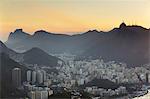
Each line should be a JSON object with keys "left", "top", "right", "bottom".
{"left": 32, "top": 71, "right": 36, "bottom": 84}
{"left": 79, "top": 69, "right": 83, "bottom": 74}
{"left": 35, "top": 91, "right": 48, "bottom": 99}
{"left": 41, "top": 70, "right": 47, "bottom": 82}
{"left": 37, "top": 71, "right": 43, "bottom": 84}
{"left": 41, "top": 91, "right": 48, "bottom": 99}
{"left": 48, "top": 90, "right": 53, "bottom": 96}
{"left": 28, "top": 91, "right": 36, "bottom": 99}
{"left": 35, "top": 91, "right": 41, "bottom": 99}
{"left": 12, "top": 68, "right": 21, "bottom": 88}
{"left": 77, "top": 78, "right": 85, "bottom": 85}
{"left": 27, "top": 70, "right": 32, "bottom": 82}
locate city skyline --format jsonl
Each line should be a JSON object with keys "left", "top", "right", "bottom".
{"left": 0, "top": 0, "right": 150, "bottom": 41}
{"left": 1, "top": 0, "right": 150, "bottom": 98}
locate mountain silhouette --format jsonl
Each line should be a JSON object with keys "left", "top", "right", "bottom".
{"left": 1, "top": 41, "right": 61, "bottom": 67}
{"left": 22, "top": 47, "right": 61, "bottom": 66}
{"left": 5, "top": 23, "right": 150, "bottom": 66}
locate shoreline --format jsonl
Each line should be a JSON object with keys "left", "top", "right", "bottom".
{"left": 133, "top": 90, "right": 150, "bottom": 99}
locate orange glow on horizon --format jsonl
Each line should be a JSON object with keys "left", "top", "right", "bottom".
{"left": 0, "top": 0, "right": 150, "bottom": 41}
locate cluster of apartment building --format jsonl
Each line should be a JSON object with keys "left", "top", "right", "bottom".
{"left": 11, "top": 53, "right": 150, "bottom": 98}
{"left": 85, "top": 86, "right": 127, "bottom": 97}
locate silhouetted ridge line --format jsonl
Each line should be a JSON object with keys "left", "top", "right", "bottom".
{"left": 5, "top": 23, "right": 150, "bottom": 66}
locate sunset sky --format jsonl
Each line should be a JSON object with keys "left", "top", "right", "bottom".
{"left": 0, "top": 0, "right": 150, "bottom": 41}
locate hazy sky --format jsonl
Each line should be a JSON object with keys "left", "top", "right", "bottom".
{"left": 0, "top": 0, "right": 150, "bottom": 41}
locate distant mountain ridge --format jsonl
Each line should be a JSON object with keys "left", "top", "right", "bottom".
{"left": 5, "top": 23, "right": 150, "bottom": 66}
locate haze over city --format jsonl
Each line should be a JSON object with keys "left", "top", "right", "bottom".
{"left": 1, "top": 0, "right": 150, "bottom": 99}
{"left": 0, "top": 0, "right": 150, "bottom": 41}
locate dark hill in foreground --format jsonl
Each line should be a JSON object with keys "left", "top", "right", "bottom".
{"left": 0, "top": 53, "right": 29, "bottom": 98}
